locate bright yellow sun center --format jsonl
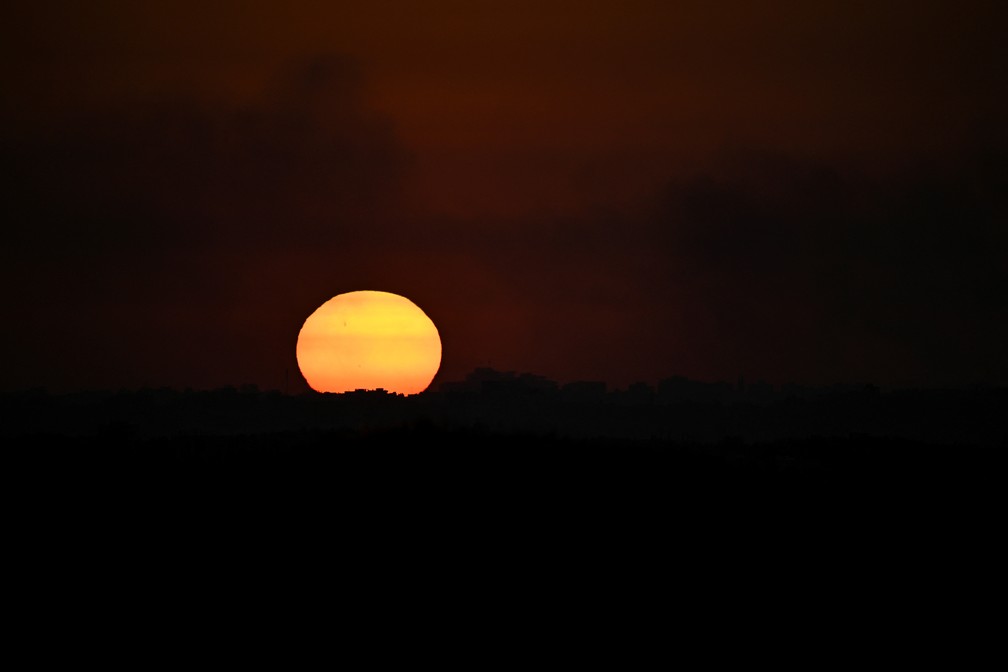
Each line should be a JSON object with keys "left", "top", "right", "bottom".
{"left": 296, "top": 291, "right": 442, "bottom": 395}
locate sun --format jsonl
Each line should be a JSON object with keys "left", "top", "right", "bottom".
{"left": 296, "top": 291, "right": 442, "bottom": 395}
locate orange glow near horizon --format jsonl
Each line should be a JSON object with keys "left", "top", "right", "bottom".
{"left": 296, "top": 291, "right": 442, "bottom": 395}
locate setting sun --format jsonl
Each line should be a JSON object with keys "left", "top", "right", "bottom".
{"left": 296, "top": 291, "right": 442, "bottom": 395}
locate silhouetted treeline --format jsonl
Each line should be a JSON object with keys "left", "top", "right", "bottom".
{"left": 4, "top": 367, "right": 1003, "bottom": 525}
{"left": 3, "top": 368, "right": 1006, "bottom": 446}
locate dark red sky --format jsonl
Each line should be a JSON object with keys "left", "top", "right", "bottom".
{"left": 2, "top": 1, "right": 1006, "bottom": 392}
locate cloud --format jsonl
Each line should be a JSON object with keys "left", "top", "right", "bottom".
{"left": 637, "top": 150, "right": 1008, "bottom": 384}
{"left": 2, "top": 46, "right": 1005, "bottom": 391}
{"left": 0, "top": 54, "right": 410, "bottom": 390}
{"left": 325, "top": 147, "right": 1008, "bottom": 388}
{"left": 5, "top": 54, "right": 405, "bottom": 250}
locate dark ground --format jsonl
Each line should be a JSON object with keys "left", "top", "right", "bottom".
{"left": 4, "top": 385, "right": 1003, "bottom": 657}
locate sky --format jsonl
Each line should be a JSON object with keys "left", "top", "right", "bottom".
{"left": 2, "top": 0, "right": 1006, "bottom": 392}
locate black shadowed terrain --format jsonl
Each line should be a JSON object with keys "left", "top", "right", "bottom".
{"left": 5, "top": 373, "right": 1003, "bottom": 649}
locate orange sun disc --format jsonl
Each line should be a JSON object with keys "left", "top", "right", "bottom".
{"left": 296, "top": 290, "right": 442, "bottom": 395}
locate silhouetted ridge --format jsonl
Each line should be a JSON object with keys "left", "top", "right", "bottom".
{"left": 2, "top": 369, "right": 1005, "bottom": 447}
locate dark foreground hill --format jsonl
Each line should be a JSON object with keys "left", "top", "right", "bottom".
{"left": 8, "top": 418, "right": 1002, "bottom": 548}
{"left": 4, "top": 383, "right": 1004, "bottom": 527}
{"left": 4, "top": 384, "right": 1003, "bottom": 652}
